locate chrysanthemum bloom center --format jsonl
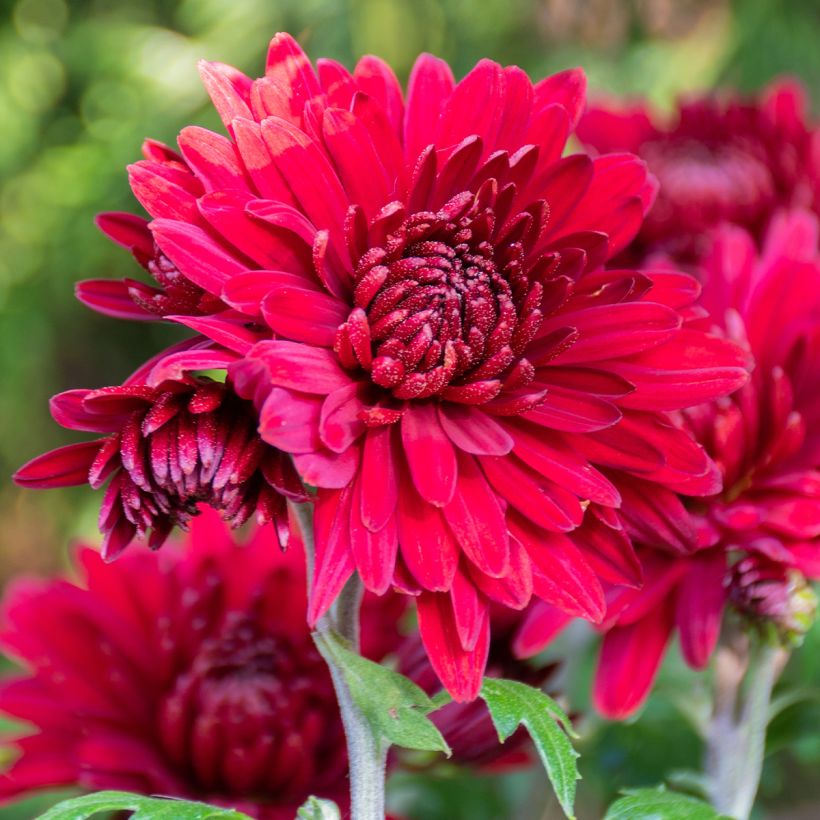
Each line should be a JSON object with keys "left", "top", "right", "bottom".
{"left": 335, "top": 194, "right": 543, "bottom": 403}
{"left": 159, "top": 612, "right": 343, "bottom": 798}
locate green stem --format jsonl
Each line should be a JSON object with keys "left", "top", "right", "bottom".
{"left": 705, "top": 637, "right": 785, "bottom": 819}
{"left": 293, "top": 501, "right": 387, "bottom": 820}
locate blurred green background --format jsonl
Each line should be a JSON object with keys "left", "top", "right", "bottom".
{"left": 1, "top": 0, "right": 819, "bottom": 817}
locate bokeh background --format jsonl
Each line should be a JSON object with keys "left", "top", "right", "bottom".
{"left": 1, "top": 0, "right": 819, "bottom": 817}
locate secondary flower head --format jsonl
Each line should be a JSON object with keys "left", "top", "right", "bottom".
{"left": 517, "top": 210, "right": 820, "bottom": 718}
{"left": 0, "top": 509, "right": 349, "bottom": 817}
{"left": 66, "top": 33, "right": 748, "bottom": 701}
{"left": 578, "top": 80, "right": 820, "bottom": 264}
{"left": 14, "top": 358, "right": 305, "bottom": 559}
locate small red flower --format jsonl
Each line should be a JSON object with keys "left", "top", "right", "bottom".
{"left": 517, "top": 210, "right": 820, "bottom": 718}
{"left": 0, "top": 509, "right": 352, "bottom": 817}
{"left": 14, "top": 356, "right": 305, "bottom": 559}
{"left": 578, "top": 79, "right": 820, "bottom": 264}
{"left": 0, "top": 510, "right": 407, "bottom": 814}
{"left": 58, "top": 33, "right": 749, "bottom": 700}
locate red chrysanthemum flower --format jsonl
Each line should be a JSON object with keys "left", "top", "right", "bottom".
{"left": 0, "top": 507, "right": 407, "bottom": 818}
{"left": 66, "top": 33, "right": 748, "bottom": 700}
{"left": 516, "top": 209, "right": 820, "bottom": 718}
{"left": 14, "top": 351, "right": 305, "bottom": 559}
{"left": 577, "top": 79, "right": 820, "bottom": 265}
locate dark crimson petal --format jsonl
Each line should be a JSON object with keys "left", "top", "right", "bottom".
{"left": 594, "top": 600, "right": 676, "bottom": 719}
{"left": 14, "top": 442, "right": 101, "bottom": 488}
{"left": 513, "top": 600, "right": 572, "bottom": 658}
{"left": 417, "top": 591, "right": 489, "bottom": 703}
{"left": 675, "top": 550, "right": 727, "bottom": 669}
{"left": 75, "top": 279, "right": 156, "bottom": 321}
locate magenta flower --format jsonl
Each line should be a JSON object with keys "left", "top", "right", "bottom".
{"left": 55, "top": 33, "right": 750, "bottom": 700}
{"left": 0, "top": 509, "right": 353, "bottom": 817}
{"left": 14, "top": 352, "right": 306, "bottom": 559}
{"left": 578, "top": 79, "right": 820, "bottom": 264}
{"left": 517, "top": 210, "right": 820, "bottom": 718}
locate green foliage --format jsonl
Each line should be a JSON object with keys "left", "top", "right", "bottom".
{"left": 313, "top": 629, "right": 451, "bottom": 755}
{"left": 37, "top": 791, "right": 252, "bottom": 819}
{"left": 296, "top": 796, "right": 341, "bottom": 820}
{"left": 604, "top": 787, "right": 727, "bottom": 820}
{"left": 480, "top": 678, "right": 580, "bottom": 819}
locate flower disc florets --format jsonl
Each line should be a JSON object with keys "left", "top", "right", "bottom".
{"left": 338, "top": 193, "right": 542, "bottom": 402}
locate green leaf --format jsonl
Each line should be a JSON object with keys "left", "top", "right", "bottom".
{"left": 604, "top": 787, "right": 729, "bottom": 819}
{"left": 37, "top": 790, "right": 253, "bottom": 819}
{"left": 296, "top": 795, "right": 341, "bottom": 820}
{"left": 480, "top": 677, "right": 580, "bottom": 819}
{"left": 313, "top": 630, "right": 451, "bottom": 756}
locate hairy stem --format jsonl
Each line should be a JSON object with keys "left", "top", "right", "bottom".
{"left": 706, "top": 635, "right": 786, "bottom": 820}
{"left": 293, "top": 501, "right": 387, "bottom": 820}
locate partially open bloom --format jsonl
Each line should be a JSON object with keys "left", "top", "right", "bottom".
{"left": 0, "top": 509, "right": 353, "bottom": 817}
{"left": 60, "top": 33, "right": 749, "bottom": 700}
{"left": 518, "top": 210, "right": 820, "bottom": 718}
{"left": 578, "top": 80, "right": 820, "bottom": 265}
{"left": 14, "top": 357, "right": 305, "bottom": 559}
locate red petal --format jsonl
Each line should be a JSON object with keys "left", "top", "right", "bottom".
{"left": 404, "top": 54, "right": 455, "bottom": 163}
{"left": 349, "top": 476, "right": 398, "bottom": 595}
{"left": 14, "top": 441, "right": 101, "bottom": 488}
{"left": 481, "top": 454, "right": 582, "bottom": 532}
{"left": 259, "top": 388, "right": 322, "bottom": 453}
{"left": 443, "top": 452, "right": 510, "bottom": 578}
{"left": 513, "top": 600, "right": 572, "bottom": 657}
{"left": 178, "top": 126, "right": 246, "bottom": 192}
{"left": 75, "top": 279, "right": 155, "bottom": 321}
{"left": 198, "top": 60, "right": 253, "bottom": 131}
{"left": 261, "top": 285, "right": 347, "bottom": 347}
{"left": 360, "top": 425, "right": 398, "bottom": 531}
{"left": 319, "top": 382, "right": 367, "bottom": 454}
{"left": 450, "top": 570, "right": 489, "bottom": 652}
{"left": 533, "top": 68, "right": 586, "bottom": 128}
{"left": 401, "top": 402, "right": 457, "bottom": 507}
{"left": 151, "top": 219, "right": 246, "bottom": 297}
{"left": 308, "top": 490, "right": 355, "bottom": 625}
{"left": 292, "top": 447, "right": 359, "bottom": 489}
{"left": 524, "top": 387, "right": 622, "bottom": 433}
{"left": 509, "top": 423, "right": 620, "bottom": 507}
{"left": 512, "top": 519, "right": 605, "bottom": 622}
{"left": 676, "top": 550, "right": 727, "bottom": 669}
{"left": 437, "top": 405, "right": 513, "bottom": 455}
{"left": 417, "top": 591, "right": 489, "bottom": 702}
{"left": 396, "top": 474, "right": 459, "bottom": 592}
{"left": 594, "top": 601, "right": 675, "bottom": 719}
{"left": 468, "top": 532, "right": 533, "bottom": 610}
{"left": 250, "top": 340, "right": 351, "bottom": 395}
